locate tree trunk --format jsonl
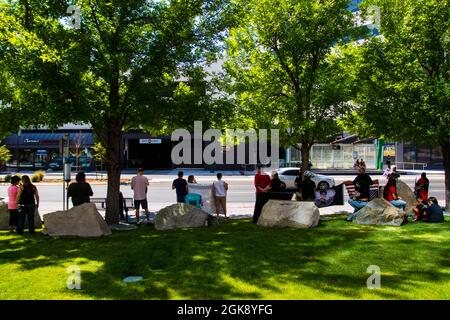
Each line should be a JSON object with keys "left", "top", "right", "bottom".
{"left": 442, "top": 142, "right": 450, "bottom": 211}
{"left": 300, "top": 142, "right": 311, "bottom": 177}
{"left": 103, "top": 128, "right": 122, "bottom": 225}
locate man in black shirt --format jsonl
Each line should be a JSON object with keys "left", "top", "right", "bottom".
{"left": 67, "top": 172, "right": 94, "bottom": 207}
{"left": 424, "top": 197, "right": 445, "bottom": 223}
{"left": 347, "top": 166, "right": 373, "bottom": 221}
{"left": 172, "top": 171, "right": 188, "bottom": 203}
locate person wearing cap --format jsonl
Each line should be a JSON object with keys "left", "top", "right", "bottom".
{"left": 383, "top": 173, "right": 406, "bottom": 210}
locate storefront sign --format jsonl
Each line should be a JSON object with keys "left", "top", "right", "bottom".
{"left": 139, "top": 139, "right": 162, "bottom": 144}
{"left": 24, "top": 139, "right": 39, "bottom": 143}
{"left": 383, "top": 144, "right": 396, "bottom": 157}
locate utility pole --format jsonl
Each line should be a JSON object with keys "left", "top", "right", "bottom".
{"left": 60, "top": 133, "right": 70, "bottom": 210}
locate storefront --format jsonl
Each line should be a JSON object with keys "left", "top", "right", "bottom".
{"left": 2, "top": 130, "right": 94, "bottom": 171}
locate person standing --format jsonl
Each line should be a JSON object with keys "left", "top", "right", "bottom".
{"left": 213, "top": 173, "right": 228, "bottom": 219}
{"left": 346, "top": 166, "right": 374, "bottom": 221}
{"left": 16, "top": 175, "right": 39, "bottom": 234}
{"left": 254, "top": 166, "right": 271, "bottom": 193}
{"left": 383, "top": 173, "right": 407, "bottom": 210}
{"left": 131, "top": 168, "right": 149, "bottom": 224}
{"left": 172, "top": 171, "right": 188, "bottom": 203}
{"left": 415, "top": 172, "right": 429, "bottom": 201}
{"left": 7, "top": 176, "right": 21, "bottom": 233}
{"left": 67, "top": 172, "right": 94, "bottom": 207}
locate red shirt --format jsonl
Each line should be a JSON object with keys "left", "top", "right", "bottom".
{"left": 385, "top": 185, "right": 397, "bottom": 202}
{"left": 254, "top": 173, "right": 271, "bottom": 193}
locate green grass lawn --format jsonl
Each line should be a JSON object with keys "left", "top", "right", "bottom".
{"left": 0, "top": 216, "right": 449, "bottom": 300}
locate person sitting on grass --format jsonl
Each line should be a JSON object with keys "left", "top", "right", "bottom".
{"left": 383, "top": 173, "right": 407, "bottom": 211}
{"left": 413, "top": 196, "right": 426, "bottom": 222}
{"left": 423, "top": 197, "right": 445, "bottom": 223}
{"left": 7, "top": 176, "right": 21, "bottom": 233}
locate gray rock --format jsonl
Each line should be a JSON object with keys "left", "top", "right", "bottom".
{"left": 155, "top": 203, "right": 209, "bottom": 231}
{"left": 396, "top": 180, "right": 418, "bottom": 214}
{"left": 257, "top": 200, "right": 320, "bottom": 228}
{"left": 0, "top": 200, "right": 42, "bottom": 230}
{"left": 42, "top": 203, "right": 111, "bottom": 237}
{"left": 353, "top": 198, "right": 406, "bottom": 226}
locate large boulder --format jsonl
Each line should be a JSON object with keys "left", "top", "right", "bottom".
{"left": 42, "top": 203, "right": 111, "bottom": 237}
{"left": 353, "top": 198, "right": 406, "bottom": 226}
{"left": 0, "top": 200, "right": 43, "bottom": 230}
{"left": 396, "top": 180, "right": 418, "bottom": 214}
{"left": 155, "top": 203, "right": 209, "bottom": 231}
{"left": 257, "top": 200, "right": 320, "bottom": 228}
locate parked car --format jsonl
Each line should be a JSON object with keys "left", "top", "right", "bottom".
{"left": 276, "top": 167, "right": 335, "bottom": 190}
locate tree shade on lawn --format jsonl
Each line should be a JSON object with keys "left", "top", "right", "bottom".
{"left": 0, "top": 216, "right": 448, "bottom": 300}
{"left": 0, "top": 1, "right": 236, "bottom": 224}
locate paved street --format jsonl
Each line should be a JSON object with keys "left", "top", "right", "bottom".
{"left": 0, "top": 173, "right": 446, "bottom": 217}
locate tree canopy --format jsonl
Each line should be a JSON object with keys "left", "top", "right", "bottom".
{"left": 337, "top": 0, "right": 449, "bottom": 208}
{"left": 220, "top": 0, "right": 365, "bottom": 171}
{"left": 0, "top": 0, "right": 236, "bottom": 223}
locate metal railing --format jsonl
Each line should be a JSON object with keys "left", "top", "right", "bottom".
{"left": 394, "top": 162, "right": 428, "bottom": 171}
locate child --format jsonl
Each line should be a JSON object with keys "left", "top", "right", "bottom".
{"left": 412, "top": 196, "right": 426, "bottom": 222}
{"left": 8, "top": 176, "right": 21, "bottom": 233}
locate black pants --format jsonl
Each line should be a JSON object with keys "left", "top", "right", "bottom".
{"left": 17, "top": 204, "right": 36, "bottom": 234}
{"left": 9, "top": 209, "right": 19, "bottom": 227}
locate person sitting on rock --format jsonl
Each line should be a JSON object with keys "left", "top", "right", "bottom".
{"left": 67, "top": 172, "right": 94, "bottom": 207}
{"left": 423, "top": 197, "right": 445, "bottom": 223}
{"left": 346, "top": 165, "right": 373, "bottom": 221}
{"left": 383, "top": 173, "right": 406, "bottom": 210}
{"left": 298, "top": 172, "right": 316, "bottom": 201}
{"left": 413, "top": 196, "right": 426, "bottom": 222}
{"left": 269, "top": 172, "right": 286, "bottom": 192}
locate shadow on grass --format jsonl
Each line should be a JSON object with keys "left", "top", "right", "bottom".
{"left": 0, "top": 217, "right": 449, "bottom": 299}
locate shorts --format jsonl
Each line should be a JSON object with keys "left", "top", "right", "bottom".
{"left": 215, "top": 196, "right": 227, "bottom": 212}
{"left": 177, "top": 195, "right": 186, "bottom": 203}
{"left": 134, "top": 199, "right": 148, "bottom": 210}
{"left": 9, "top": 209, "right": 19, "bottom": 227}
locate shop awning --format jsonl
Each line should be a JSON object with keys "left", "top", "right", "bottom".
{"left": 2, "top": 132, "right": 94, "bottom": 148}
